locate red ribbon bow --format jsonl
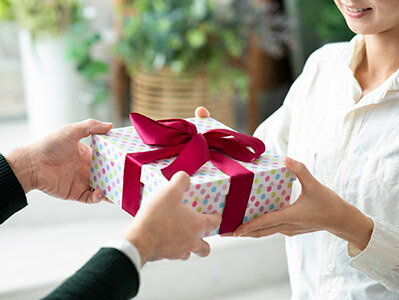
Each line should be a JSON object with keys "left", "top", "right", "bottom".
{"left": 122, "top": 113, "right": 265, "bottom": 233}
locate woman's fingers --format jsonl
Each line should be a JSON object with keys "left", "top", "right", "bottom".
{"left": 284, "top": 157, "right": 316, "bottom": 190}
{"left": 220, "top": 232, "right": 234, "bottom": 237}
{"left": 234, "top": 209, "right": 290, "bottom": 237}
{"left": 242, "top": 224, "right": 290, "bottom": 238}
{"left": 195, "top": 106, "right": 211, "bottom": 118}
{"left": 241, "top": 224, "right": 306, "bottom": 238}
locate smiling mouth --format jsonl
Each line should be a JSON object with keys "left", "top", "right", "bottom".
{"left": 341, "top": 3, "right": 373, "bottom": 18}
{"left": 346, "top": 7, "right": 372, "bottom": 13}
{"left": 340, "top": 1, "right": 373, "bottom": 13}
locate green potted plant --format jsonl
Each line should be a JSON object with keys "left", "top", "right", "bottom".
{"left": 117, "top": 0, "right": 290, "bottom": 126}
{"left": 0, "top": 0, "right": 17, "bottom": 56}
{"left": 12, "top": 0, "right": 81, "bottom": 38}
{"left": 10, "top": 0, "right": 109, "bottom": 138}
{"left": 0, "top": 0, "right": 12, "bottom": 20}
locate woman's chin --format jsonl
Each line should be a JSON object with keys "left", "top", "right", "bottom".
{"left": 345, "top": 23, "right": 379, "bottom": 36}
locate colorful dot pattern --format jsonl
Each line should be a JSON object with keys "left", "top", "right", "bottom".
{"left": 90, "top": 117, "right": 296, "bottom": 236}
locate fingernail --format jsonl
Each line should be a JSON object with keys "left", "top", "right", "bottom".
{"left": 102, "top": 122, "right": 113, "bottom": 126}
{"left": 220, "top": 233, "right": 232, "bottom": 237}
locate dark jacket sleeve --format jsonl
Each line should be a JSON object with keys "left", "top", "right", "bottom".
{"left": 0, "top": 153, "right": 28, "bottom": 224}
{"left": 42, "top": 247, "right": 140, "bottom": 300}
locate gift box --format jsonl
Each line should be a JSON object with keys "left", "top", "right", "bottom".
{"left": 90, "top": 113, "right": 296, "bottom": 236}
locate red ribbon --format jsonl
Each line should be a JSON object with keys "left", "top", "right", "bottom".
{"left": 122, "top": 113, "right": 265, "bottom": 233}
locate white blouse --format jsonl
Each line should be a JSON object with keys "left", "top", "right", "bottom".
{"left": 254, "top": 35, "right": 399, "bottom": 299}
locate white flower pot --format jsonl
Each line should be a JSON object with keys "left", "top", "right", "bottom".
{"left": 18, "top": 30, "right": 90, "bottom": 139}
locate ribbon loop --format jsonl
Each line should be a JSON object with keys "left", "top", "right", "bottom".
{"left": 161, "top": 134, "right": 210, "bottom": 180}
{"left": 130, "top": 113, "right": 197, "bottom": 146}
{"left": 204, "top": 129, "right": 265, "bottom": 159}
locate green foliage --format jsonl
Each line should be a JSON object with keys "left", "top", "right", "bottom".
{"left": 10, "top": 0, "right": 109, "bottom": 104}
{"left": 0, "top": 0, "right": 13, "bottom": 21}
{"left": 11, "top": 0, "right": 81, "bottom": 38}
{"left": 65, "top": 8, "right": 109, "bottom": 104}
{"left": 117, "top": 0, "right": 289, "bottom": 99}
{"left": 315, "top": 0, "right": 354, "bottom": 43}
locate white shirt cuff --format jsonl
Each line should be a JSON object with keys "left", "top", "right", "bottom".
{"left": 347, "top": 241, "right": 363, "bottom": 258}
{"left": 347, "top": 217, "right": 399, "bottom": 291}
{"left": 104, "top": 239, "right": 142, "bottom": 270}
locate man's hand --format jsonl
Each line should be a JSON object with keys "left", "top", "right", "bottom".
{"left": 5, "top": 119, "right": 113, "bottom": 203}
{"left": 123, "top": 172, "right": 222, "bottom": 265}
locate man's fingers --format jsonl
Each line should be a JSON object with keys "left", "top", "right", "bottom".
{"left": 195, "top": 106, "right": 211, "bottom": 118}
{"left": 169, "top": 171, "right": 191, "bottom": 193}
{"left": 90, "top": 189, "right": 110, "bottom": 203}
{"left": 76, "top": 189, "right": 108, "bottom": 204}
{"left": 66, "top": 119, "right": 113, "bottom": 140}
{"left": 158, "top": 172, "right": 190, "bottom": 205}
{"left": 200, "top": 213, "right": 222, "bottom": 232}
{"left": 284, "top": 157, "right": 315, "bottom": 189}
{"left": 234, "top": 210, "right": 287, "bottom": 237}
{"left": 191, "top": 239, "right": 211, "bottom": 257}
{"left": 76, "top": 189, "right": 97, "bottom": 204}
{"left": 180, "top": 252, "right": 191, "bottom": 261}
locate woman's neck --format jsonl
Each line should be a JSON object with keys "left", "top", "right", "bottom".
{"left": 355, "top": 30, "right": 399, "bottom": 97}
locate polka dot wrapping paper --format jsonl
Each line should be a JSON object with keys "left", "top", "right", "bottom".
{"left": 90, "top": 117, "right": 296, "bottom": 237}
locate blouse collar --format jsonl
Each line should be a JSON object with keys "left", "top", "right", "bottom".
{"left": 343, "top": 34, "right": 399, "bottom": 92}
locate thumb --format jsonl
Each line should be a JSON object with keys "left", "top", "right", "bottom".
{"left": 284, "top": 157, "right": 315, "bottom": 190}
{"left": 170, "top": 171, "right": 191, "bottom": 189}
{"left": 66, "top": 119, "right": 113, "bottom": 140}
{"left": 166, "top": 171, "right": 191, "bottom": 201}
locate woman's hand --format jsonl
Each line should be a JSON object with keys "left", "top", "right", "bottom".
{"left": 5, "top": 119, "right": 112, "bottom": 204}
{"left": 235, "top": 157, "right": 374, "bottom": 251}
{"left": 195, "top": 106, "right": 211, "bottom": 118}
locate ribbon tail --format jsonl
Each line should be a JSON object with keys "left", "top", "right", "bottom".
{"left": 210, "top": 152, "right": 254, "bottom": 234}
{"left": 122, "top": 155, "right": 143, "bottom": 216}
{"left": 122, "top": 145, "right": 185, "bottom": 216}
{"left": 162, "top": 134, "right": 210, "bottom": 180}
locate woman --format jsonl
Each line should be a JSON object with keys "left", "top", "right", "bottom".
{"left": 199, "top": 0, "right": 399, "bottom": 298}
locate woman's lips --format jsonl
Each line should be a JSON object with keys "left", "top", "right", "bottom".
{"left": 343, "top": 5, "right": 373, "bottom": 18}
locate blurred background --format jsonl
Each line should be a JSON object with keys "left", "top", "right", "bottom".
{"left": 0, "top": 0, "right": 353, "bottom": 299}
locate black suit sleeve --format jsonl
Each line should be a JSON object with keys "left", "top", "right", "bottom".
{"left": 1, "top": 153, "right": 140, "bottom": 299}
{"left": 42, "top": 248, "right": 140, "bottom": 300}
{"left": 0, "top": 153, "right": 28, "bottom": 224}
